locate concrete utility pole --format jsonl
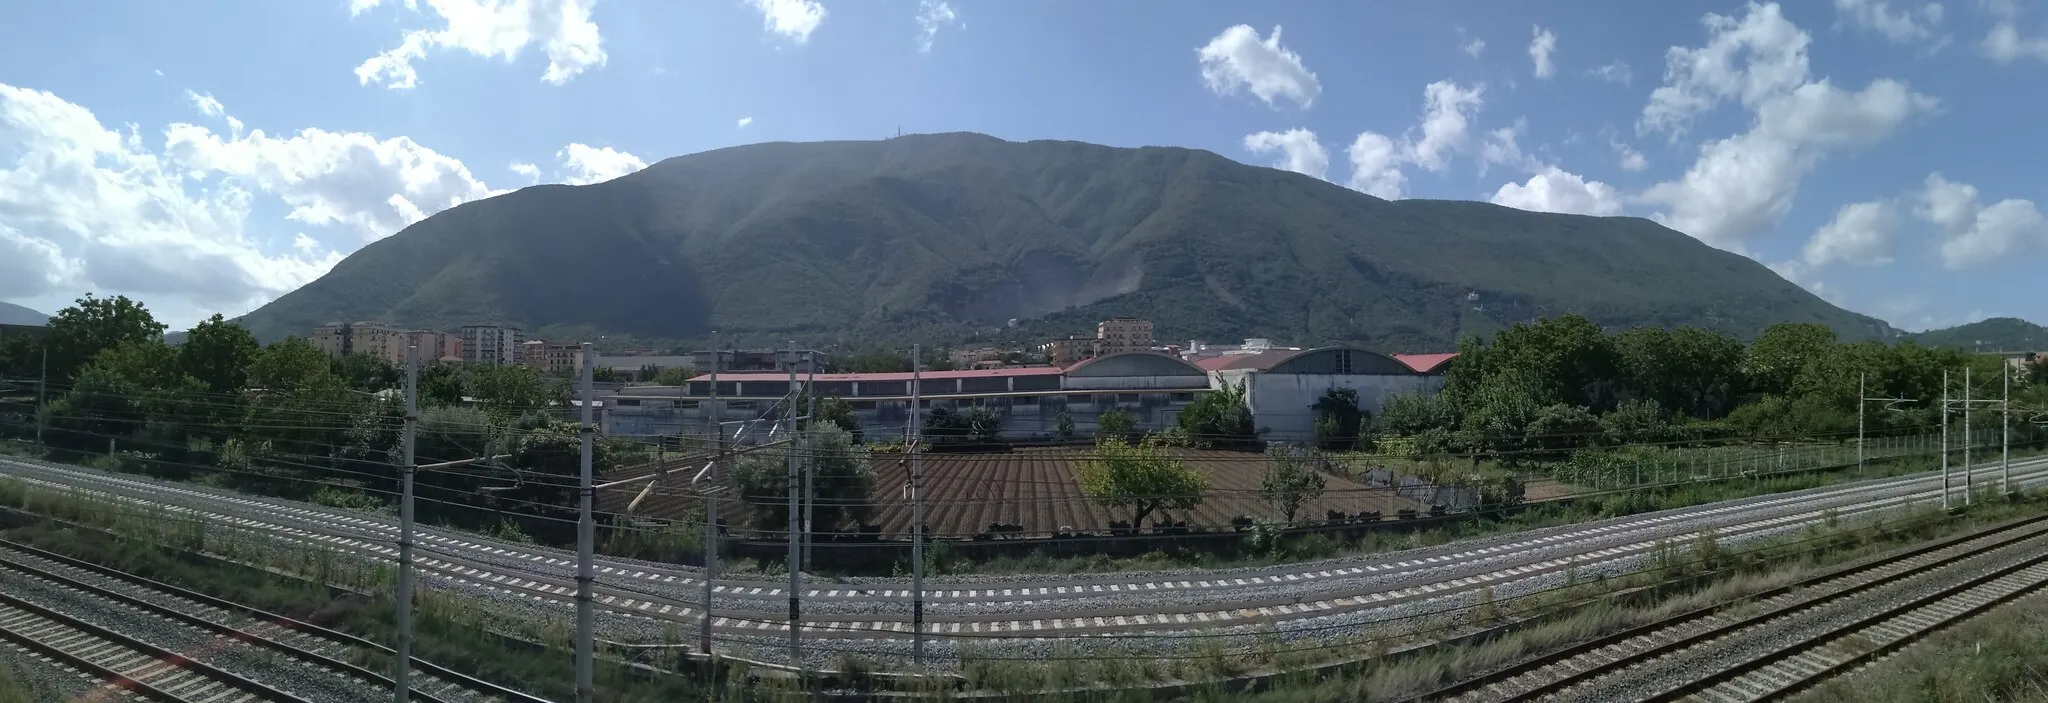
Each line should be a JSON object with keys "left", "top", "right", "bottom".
{"left": 785, "top": 340, "right": 802, "bottom": 668}
{"left": 909, "top": 344, "right": 926, "bottom": 669}
{"left": 574, "top": 342, "right": 596, "bottom": 703}
{"left": 394, "top": 344, "right": 418, "bottom": 703}
{"left": 803, "top": 354, "right": 816, "bottom": 569}
{"left": 2005, "top": 366, "right": 2013, "bottom": 496}
{"left": 1942, "top": 370, "right": 1951, "bottom": 510}
{"left": 702, "top": 332, "right": 720, "bottom": 656}
{"left": 1965, "top": 366, "right": 1974, "bottom": 506}
{"left": 34, "top": 347, "right": 46, "bottom": 447}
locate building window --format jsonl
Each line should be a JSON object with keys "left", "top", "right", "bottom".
{"left": 1170, "top": 392, "right": 1194, "bottom": 402}
{"left": 1333, "top": 350, "right": 1354, "bottom": 375}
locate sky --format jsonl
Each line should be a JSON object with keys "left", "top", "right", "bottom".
{"left": 2, "top": 0, "right": 2046, "bottom": 334}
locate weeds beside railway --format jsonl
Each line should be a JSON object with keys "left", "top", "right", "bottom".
{"left": 1792, "top": 582, "right": 2048, "bottom": 703}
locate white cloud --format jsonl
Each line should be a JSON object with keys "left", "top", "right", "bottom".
{"left": 1612, "top": 137, "right": 1648, "bottom": 171}
{"left": 1196, "top": 25, "right": 1321, "bottom": 109}
{"left": 1638, "top": 2, "right": 1812, "bottom": 141}
{"left": 747, "top": 0, "right": 827, "bottom": 44}
{"left": 1407, "top": 80, "right": 1484, "bottom": 172}
{"left": 352, "top": 0, "right": 607, "bottom": 89}
{"left": 162, "top": 122, "right": 496, "bottom": 241}
{"left": 185, "top": 90, "right": 224, "bottom": 117}
{"left": 1834, "top": 0, "right": 1946, "bottom": 45}
{"left": 1529, "top": 25, "right": 1558, "bottom": 78}
{"left": 1456, "top": 27, "right": 1485, "bottom": 58}
{"left": 509, "top": 161, "right": 540, "bottom": 184}
{"left": 1912, "top": 173, "right": 2048, "bottom": 269}
{"left": 1802, "top": 199, "right": 1900, "bottom": 267}
{"left": 0, "top": 83, "right": 356, "bottom": 323}
{"left": 736, "top": 116, "right": 754, "bottom": 129}
{"left": 1984, "top": 21, "right": 2048, "bottom": 62}
{"left": 1488, "top": 167, "right": 1624, "bottom": 216}
{"left": 1638, "top": 3, "right": 1938, "bottom": 253}
{"left": 1242, "top": 128, "right": 1330, "bottom": 180}
{"left": 915, "top": 0, "right": 959, "bottom": 53}
{"left": 556, "top": 143, "right": 647, "bottom": 185}
{"left": 1589, "top": 60, "right": 1633, "bottom": 85}
{"left": 1344, "top": 132, "right": 1405, "bottom": 199}
{"left": 1477, "top": 119, "right": 1541, "bottom": 177}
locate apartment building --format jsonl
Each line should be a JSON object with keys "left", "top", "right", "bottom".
{"left": 522, "top": 339, "right": 587, "bottom": 375}
{"left": 1096, "top": 317, "right": 1155, "bottom": 355}
{"left": 461, "top": 325, "right": 525, "bottom": 365}
{"left": 690, "top": 348, "right": 827, "bottom": 374}
{"left": 408, "top": 330, "right": 463, "bottom": 362}
{"left": 312, "top": 322, "right": 463, "bottom": 364}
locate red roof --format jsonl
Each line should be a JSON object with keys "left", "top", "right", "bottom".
{"left": 686, "top": 366, "right": 1064, "bottom": 383}
{"left": 1391, "top": 352, "right": 1458, "bottom": 374}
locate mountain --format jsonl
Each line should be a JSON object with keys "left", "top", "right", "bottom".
{"left": 0, "top": 302, "right": 48, "bottom": 326}
{"left": 1909, "top": 318, "right": 2048, "bottom": 352}
{"left": 235, "top": 132, "right": 1894, "bottom": 351}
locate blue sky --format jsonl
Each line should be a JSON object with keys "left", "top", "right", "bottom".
{"left": 2, "top": 0, "right": 2045, "bottom": 334}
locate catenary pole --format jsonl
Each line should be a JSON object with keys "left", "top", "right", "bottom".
{"left": 393, "top": 344, "right": 418, "bottom": 703}
{"left": 803, "top": 353, "right": 817, "bottom": 569}
{"left": 910, "top": 344, "right": 926, "bottom": 669}
{"left": 1858, "top": 373, "right": 1865, "bottom": 474}
{"left": 700, "top": 333, "right": 720, "bottom": 656}
{"left": 1965, "top": 366, "right": 1973, "bottom": 505}
{"left": 785, "top": 341, "right": 802, "bottom": 668}
{"left": 575, "top": 342, "right": 596, "bottom": 703}
{"left": 34, "top": 346, "right": 47, "bottom": 447}
{"left": 2004, "top": 365, "right": 2013, "bottom": 496}
{"left": 1942, "top": 370, "right": 1951, "bottom": 510}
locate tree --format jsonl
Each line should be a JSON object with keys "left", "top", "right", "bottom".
{"left": 811, "top": 396, "right": 863, "bottom": 442}
{"left": 42, "top": 294, "right": 167, "bottom": 383}
{"left": 1460, "top": 366, "right": 1549, "bottom": 462}
{"left": 1055, "top": 409, "right": 1076, "bottom": 440}
{"left": 243, "top": 337, "right": 360, "bottom": 467}
{"left": 727, "top": 424, "right": 874, "bottom": 533}
{"left": 1613, "top": 326, "right": 1743, "bottom": 418}
{"left": 590, "top": 366, "right": 621, "bottom": 383}
{"left": 1449, "top": 315, "right": 1618, "bottom": 411}
{"left": 1078, "top": 436, "right": 1209, "bottom": 527}
{"left": 178, "top": 315, "right": 259, "bottom": 394}
{"left": 1602, "top": 399, "right": 1673, "bottom": 445}
{"left": 465, "top": 363, "right": 565, "bottom": 417}
{"left": 838, "top": 353, "right": 911, "bottom": 373}
{"left": 1259, "top": 444, "right": 1327, "bottom": 523}
{"left": 1097, "top": 408, "right": 1135, "bottom": 440}
{"left": 1524, "top": 403, "right": 1600, "bottom": 456}
{"left": 1310, "top": 387, "right": 1364, "bottom": 450}
{"left": 331, "top": 353, "right": 399, "bottom": 393}
{"left": 1178, "top": 378, "right": 1257, "bottom": 449}
{"left": 1743, "top": 323, "right": 1838, "bottom": 397}
{"left": 924, "top": 405, "right": 1002, "bottom": 448}
{"left": 1378, "top": 392, "right": 1458, "bottom": 436}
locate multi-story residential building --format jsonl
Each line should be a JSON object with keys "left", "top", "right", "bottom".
{"left": 1096, "top": 317, "right": 1155, "bottom": 355}
{"left": 1041, "top": 335, "right": 1101, "bottom": 367}
{"left": 407, "top": 330, "right": 463, "bottom": 362}
{"left": 522, "top": 340, "right": 588, "bottom": 375}
{"left": 461, "top": 325, "right": 525, "bottom": 365}
{"left": 311, "top": 321, "right": 406, "bottom": 362}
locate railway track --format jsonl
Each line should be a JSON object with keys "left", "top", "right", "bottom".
{"left": 0, "top": 591, "right": 306, "bottom": 702}
{"left": 1, "top": 453, "right": 2040, "bottom": 669}
{"left": 0, "top": 538, "right": 542, "bottom": 703}
{"left": 1430, "top": 511, "right": 2048, "bottom": 702}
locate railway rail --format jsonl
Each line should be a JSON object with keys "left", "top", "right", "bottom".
{"left": 1427, "top": 511, "right": 2048, "bottom": 702}
{"left": 0, "top": 537, "right": 543, "bottom": 703}
{"left": 1, "top": 453, "right": 2042, "bottom": 668}
{"left": 0, "top": 589, "right": 309, "bottom": 703}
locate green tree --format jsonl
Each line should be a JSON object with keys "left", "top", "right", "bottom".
{"left": 1259, "top": 444, "right": 1327, "bottom": 523}
{"left": 1460, "top": 366, "right": 1549, "bottom": 461}
{"left": 1378, "top": 392, "right": 1458, "bottom": 436}
{"left": 1602, "top": 399, "right": 1674, "bottom": 445}
{"left": 1177, "top": 379, "right": 1257, "bottom": 449}
{"left": 1096, "top": 408, "right": 1135, "bottom": 440}
{"left": 727, "top": 424, "right": 874, "bottom": 533}
{"left": 42, "top": 294, "right": 167, "bottom": 383}
{"left": 590, "top": 366, "right": 621, "bottom": 383}
{"left": 1613, "top": 326, "right": 1744, "bottom": 418}
{"left": 1449, "top": 315, "right": 1618, "bottom": 411}
{"left": 1743, "top": 322, "right": 1838, "bottom": 397}
{"left": 1310, "top": 386, "right": 1364, "bottom": 450}
{"left": 923, "top": 405, "right": 1002, "bottom": 447}
{"left": 331, "top": 353, "right": 400, "bottom": 393}
{"left": 838, "top": 352, "right": 911, "bottom": 373}
{"left": 465, "top": 363, "right": 565, "bottom": 417}
{"left": 1055, "top": 409, "right": 1076, "bottom": 440}
{"left": 811, "top": 396, "right": 863, "bottom": 442}
{"left": 1078, "top": 436, "right": 1209, "bottom": 527}
{"left": 243, "top": 337, "right": 360, "bottom": 467}
{"left": 1524, "top": 403, "right": 1600, "bottom": 456}
{"left": 177, "top": 314, "right": 259, "bottom": 394}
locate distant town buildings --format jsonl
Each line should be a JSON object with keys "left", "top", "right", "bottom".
{"left": 461, "top": 325, "right": 525, "bottom": 365}
{"left": 521, "top": 340, "right": 588, "bottom": 375}
{"left": 312, "top": 322, "right": 461, "bottom": 365}
{"left": 691, "top": 348, "right": 827, "bottom": 374}
{"left": 1096, "top": 316, "right": 1155, "bottom": 355}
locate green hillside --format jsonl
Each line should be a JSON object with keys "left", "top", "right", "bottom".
{"left": 1909, "top": 317, "right": 2048, "bottom": 352}
{"left": 0, "top": 302, "right": 47, "bottom": 326}
{"left": 234, "top": 132, "right": 1895, "bottom": 351}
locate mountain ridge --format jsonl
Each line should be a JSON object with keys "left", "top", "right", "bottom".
{"left": 0, "top": 302, "right": 48, "bottom": 326}
{"left": 234, "top": 132, "right": 1897, "bottom": 350}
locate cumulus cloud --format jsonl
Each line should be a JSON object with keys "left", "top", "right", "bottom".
{"left": 915, "top": 0, "right": 959, "bottom": 53}
{"left": 1913, "top": 173, "right": 2048, "bottom": 269}
{"left": 185, "top": 90, "right": 224, "bottom": 117}
{"left": 1833, "top": 0, "right": 1947, "bottom": 45}
{"left": 1477, "top": 119, "right": 1542, "bottom": 177}
{"left": 1344, "top": 132, "right": 1406, "bottom": 200}
{"left": 0, "top": 83, "right": 381, "bottom": 324}
{"left": 1612, "top": 137, "right": 1648, "bottom": 171}
{"left": 1588, "top": 60, "right": 1633, "bottom": 85}
{"left": 509, "top": 162, "right": 540, "bottom": 184}
{"left": 1242, "top": 128, "right": 1330, "bottom": 180}
{"left": 1637, "top": 3, "right": 1938, "bottom": 254}
{"left": 1802, "top": 199, "right": 1900, "bottom": 267}
{"left": 1983, "top": 0, "right": 2048, "bottom": 63}
{"left": 556, "top": 143, "right": 647, "bottom": 185}
{"left": 1489, "top": 168, "right": 1624, "bottom": 216}
{"left": 737, "top": 116, "right": 754, "bottom": 128}
{"left": 1457, "top": 27, "right": 1485, "bottom": 58}
{"left": 1196, "top": 25, "right": 1321, "bottom": 109}
{"left": 1408, "top": 81, "right": 1484, "bottom": 172}
{"left": 352, "top": 0, "right": 607, "bottom": 89}
{"left": 1529, "top": 25, "right": 1558, "bottom": 78}
{"left": 747, "top": 0, "right": 827, "bottom": 44}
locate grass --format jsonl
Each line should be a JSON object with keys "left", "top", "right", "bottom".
{"left": 1793, "top": 587, "right": 2048, "bottom": 703}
